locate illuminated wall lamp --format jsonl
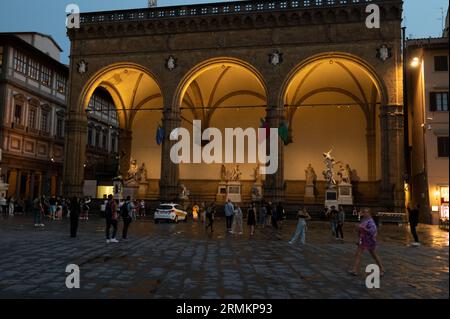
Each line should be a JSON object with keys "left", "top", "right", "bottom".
{"left": 410, "top": 57, "right": 420, "bottom": 68}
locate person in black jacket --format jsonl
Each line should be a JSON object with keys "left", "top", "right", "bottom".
{"left": 69, "top": 197, "right": 80, "bottom": 238}
{"left": 407, "top": 204, "right": 420, "bottom": 246}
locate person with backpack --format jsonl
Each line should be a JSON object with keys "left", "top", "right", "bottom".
{"left": 105, "top": 195, "right": 119, "bottom": 243}
{"left": 121, "top": 196, "right": 133, "bottom": 240}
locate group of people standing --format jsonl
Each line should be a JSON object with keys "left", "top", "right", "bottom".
{"left": 69, "top": 195, "right": 136, "bottom": 242}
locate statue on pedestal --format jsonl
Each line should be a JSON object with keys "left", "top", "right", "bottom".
{"left": 322, "top": 150, "right": 337, "bottom": 188}
{"left": 253, "top": 164, "right": 262, "bottom": 184}
{"left": 231, "top": 165, "right": 242, "bottom": 182}
{"left": 138, "top": 163, "right": 148, "bottom": 182}
{"left": 305, "top": 164, "right": 317, "bottom": 186}
{"left": 126, "top": 159, "right": 139, "bottom": 182}
{"left": 179, "top": 184, "right": 190, "bottom": 201}
{"left": 337, "top": 163, "right": 352, "bottom": 184}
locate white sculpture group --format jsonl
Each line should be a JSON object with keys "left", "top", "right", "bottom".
{"left": 321, "top": 150, "right": 352, "bottom": 189}
{"left": 221, "top": 165, "right": 242, "bottom": 182}
{"left": 126, "top": 159, "right": 148, "bottom": 183}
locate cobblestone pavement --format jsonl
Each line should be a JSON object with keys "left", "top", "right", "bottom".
{"left": 0, "top": 215, "right": 448, "bottom": 299}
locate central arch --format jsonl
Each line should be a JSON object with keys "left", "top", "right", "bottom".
{"left": 173, "top": 58, "right": 268, "bottom": 201}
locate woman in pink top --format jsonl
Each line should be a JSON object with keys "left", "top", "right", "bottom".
{"left": 349, "top": 208, "right": 385, "bottom": 276}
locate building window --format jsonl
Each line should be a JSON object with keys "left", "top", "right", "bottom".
{"left": 28, "top": 108, "right": 37, "bottom": 129}
{"left": 13, "top": 50, "right": 27, "bottom": 74}
{"left": 102, "top": 133, "right": 107, "bottom": 150}
{"left": 434, "top": 56, "right": 449, "bottom": 72}
{"left": 14, "top": 104, "right": 22, "bottom": 124}
{"left": 28, "top": 59, "right": 40, "bottom": 80}
{"left": 41, "top": 65, "right": 52, "bottom": 86}
{"left": 111, "top": 136, "right": 116, "bottom": 152}
{"left": 438, "top": 137, "right": 449, "bottom": 157}
{"left": 430, "top": 92, "right": 449, "bottom": 112}
{"left": 40, "top": 112, "right": 49, "bottom": 132}
{"left": 95, "top": 131, "right": 100, "bottom": 148}
{"left": 56, "top": 117, "right": 64, "bottom": 138}
{"left": 56, "top": 74, "right": 66, "bottom": 94}
{"left": 88, "top": 128, "right": 94, "bottom": 146}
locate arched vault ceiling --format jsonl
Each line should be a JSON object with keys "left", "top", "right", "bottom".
{"left": 285, "top": 57, "right": 381, "bottom": 126}
{"left": 97, "top": 67, "right": 162, "bottom": 129}
{"left": 181, "top": 64, "right": 267, "bottom": 125}
{"left": 286, "top": 58, "right": 381, "bottom": 107}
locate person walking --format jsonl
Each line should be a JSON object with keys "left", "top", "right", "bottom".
{"left": 327, "top": 206, "right": 338, "bottom": 236}
{"left": 140, "top": 200, "right": 146, "bottom": 217}
{"left": 407, "top": 204, "right": 420, "bottom": 247}
{"left": 105, "top": 195, "right": 119, "bottom": 243}
{"left": 69, "top": 197, "right": 80, "bottom": 238}
{"left": 265, "top": 201, "right": 273, "bottom": 227}
{"left": 224, "top": 199, "right": 234, "bottom": 233}
{"left": 232, "top": 204, "right": 243, "bottom": 235}
{"left": 275, "top": 202, "right": 285, "bottom": 229}
{"left": 49, "top": 196, "right": 57, "bottom": 220}
{"left": 121, "top": 196, "right": 133, "bottom": 240}
{"left": 335, "top": 206, "right": 345, "bottom": 241}
{"left": 81, "top": 197, "right": 91, "bottom": 221}
{"left": 289, "top": 208, "right": 311, "bottom": 245}
{"left": 271, "top": 202, "right": 280, "bottom": 231}
{"left": 349, "top": 208, "right": 385, "bottom": 277}
{"left": 259, "top": 202, "right": 267, "bottom": 227}
{"left": 33, "top": 196, "right": 44, "bottom": 227}
{"left": 247, "top": 203, "right": 257, "bottom": 236}
{"left": 205, "top": 202, "right": 216, "bottom": 233}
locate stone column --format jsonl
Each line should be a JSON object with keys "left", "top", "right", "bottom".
{"left": 366, "top": 127, "right": 376, "bottom": 181}
{"left": 380, "top": 105, "right": 405, "bottom": 211}
{"left": 63, "top": 112, "right": 87, "bottom": 197}
{"left": 159, "top": 109, "right": 181, "bottom": 201}
{"left": 263, "top": 106, "right": 285, "bottom": 204}
{"left": 118, "top": 129, "right": 132, "bottom": 177}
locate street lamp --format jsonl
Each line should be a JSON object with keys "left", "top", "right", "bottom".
{"left": 410, "top": 57, "right": 420, "bottom": 68}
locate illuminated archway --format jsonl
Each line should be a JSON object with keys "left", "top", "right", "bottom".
{"left": 175, "top": 58, "right": 268, "bottom": 185}
{"left": 79, "top": 63, "right": 164, "bottom": 181}
{"left": 281, "top": 53, "right": 386, "bottom": 184}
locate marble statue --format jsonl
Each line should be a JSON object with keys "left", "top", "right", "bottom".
{"left": 231, "top": 165, "right": 242, "bottom": 182}
{"left": 338, "top": 163, "right": 352, "bottom": 184}
{"left": 322, "top": 150, "right": 337, "bottom": 188}
{"left": 305, "top": 164, "right": 317, "bottom": 185}
{"left": 253, "top": 164, "right": 262, "bottom": 184}
{"left": 138, "top": 163, "right": 148, "bottom": 182}
{"left": 179, "top": 184, "right": 190, "bottom": 200}
{"left": 127, "top": 159, "right": 139, "bottom": 182}
{"left": 221, "top": 165, "right": 228, "bottom": 181}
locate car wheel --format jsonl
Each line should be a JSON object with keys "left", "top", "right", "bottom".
{"left": 154, "top": 219, "right": 159, "bottom": 224}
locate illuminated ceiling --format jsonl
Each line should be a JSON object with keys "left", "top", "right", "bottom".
{"left": 88, "top": 67, "right": 162, "bottom": 129}
{"left": 181, "top": 63, "right": 267, "bottom": 125}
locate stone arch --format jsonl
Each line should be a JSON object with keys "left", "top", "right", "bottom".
{"left": 280, "top": 52, "right": 388, "bottom": 184}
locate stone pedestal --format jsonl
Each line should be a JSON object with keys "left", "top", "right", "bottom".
{"left": 325, "top": 188, "right": 339, "bottom": 209}
{"left": 227, "top": 181, "right": 242, "bottom": 203}
{"left": 123, "top": 186, "right": 139, "bottom": 199}
{"left": 304, "top": 184, "right": 315, "bottom": 203}
{"left": 216, "top": 181, "right": 228, "bottom": 203}
{"left": 138, "top": 182, "right": 149, "bottom": 198}
{"left": 338, "top": 183, "right": 354, "bottom": 205}
{"left": 217, "top": 181, "right": 242, "bottom": 203}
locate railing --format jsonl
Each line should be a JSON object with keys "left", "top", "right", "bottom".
{"left": 80, "top": 0, "right": 381, "bottom": 25}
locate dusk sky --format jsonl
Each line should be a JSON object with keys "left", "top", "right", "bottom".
{"left": 0, "top": 0, "right": 448, "bottom": 64}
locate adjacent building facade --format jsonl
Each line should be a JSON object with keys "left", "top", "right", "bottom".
{"left": 0, "top": 33, "right": 119, "bottom": 200}
{"left": 406, "top": 34, "right": 449, "bottom": 225}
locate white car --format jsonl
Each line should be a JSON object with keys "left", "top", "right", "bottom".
{"left": 154, "top": 203, "right": 188, "bottom": 223}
